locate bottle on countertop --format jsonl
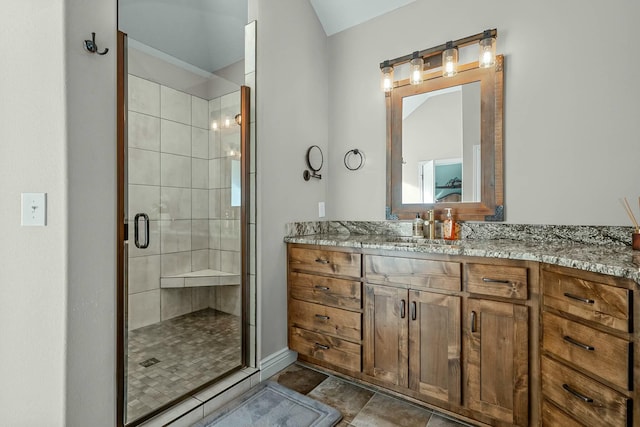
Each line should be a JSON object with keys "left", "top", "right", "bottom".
{"left": 413, "top": 213, "right": 424, "bottom": 237}
{"left": 424, "top": 209, "right": 436, "bottom": 239}
{"left": 443, "top": 208, "right": 456, "bottom": 240}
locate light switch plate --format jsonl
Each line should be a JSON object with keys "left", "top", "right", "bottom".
{"left": 21, "top": 193, "right": 47, "bottom": 226}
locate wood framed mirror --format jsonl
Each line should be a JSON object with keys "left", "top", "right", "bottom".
{"left": 386, "top": 55, "right": 504, "bottom": 221}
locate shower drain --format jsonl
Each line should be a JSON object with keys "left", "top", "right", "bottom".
{"left": 140, "top": 357, "right": 161, "bottom": 367}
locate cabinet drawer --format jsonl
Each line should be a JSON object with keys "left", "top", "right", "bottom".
{"left": 290, "top": 272, "right": 361, "bottom": 310}
{"left": 289, "top": 247, "right": 361, "bottom": 278}
{"left": 542, "top": 313, "right": 632, "bottom": 390}
{"left": 542, "top": 356, "right": 630, "bottom": 427}
{"left": 365, "top": 255, "right": 461, "bottom": 291}
{"left": 465, "top": 263, "right": 528, "bottom": 300}
{"left": 289, "top": 299, "right": 361, "bottom": 342}
{"left": 290, "top": 327, "right": 361, "bottom": 372}
{"left": 541, "top": 400, "right": 584, "bottom": 427}
{"left": 543, "top": 269, "right": 632, "bottom": 333}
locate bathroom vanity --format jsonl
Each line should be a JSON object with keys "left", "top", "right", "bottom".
{"left": 285, "top": 234, "right": 640, "bottom": 427}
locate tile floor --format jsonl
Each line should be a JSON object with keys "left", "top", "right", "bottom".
{"left": 126, "top": 308, "right": 242, "bottom": 422}
{"left": 269, "top": 363, "right": 471, "bottom": 427}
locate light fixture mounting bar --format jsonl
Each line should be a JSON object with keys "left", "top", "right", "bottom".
{"left": 379, "top": 28, "right": 497, "bottom": 69}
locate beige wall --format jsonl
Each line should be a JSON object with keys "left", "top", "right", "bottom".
{"left": 327, "top": 0, "right": 640, "bottom": 225}
{"left": 0, "top": 0, "right": 117, "bottom": 425}
{"left": 253, "top": 0, "right": 329, "bottom": 359}
{"left": 0, "top": 2, "right": 68, "bottom": 425}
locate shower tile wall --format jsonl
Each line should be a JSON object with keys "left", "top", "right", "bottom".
{"left": 209, "top": 92, "right": 242, "bottom": 317}
{"left": 127, "top": 74, "right": 242, "bottom": 330}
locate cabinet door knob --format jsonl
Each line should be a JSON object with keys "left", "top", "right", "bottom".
{"left": 315, "top": 314, "right": 330, "bottom": 321}
{"left": 315, "top": 258, "right": 330, "bottom": 264}
{"left": 411, "top": 301, "right": 417, "bottom": 321}
{"left": 400, "top": 299, "right": 406, "bottom": 319}
{"left": 314, "top": 343, "right": 330, "bottom": 351}
{"left": 563, "top": 292, "right": 595, "bottom": 305}
{"left": 314, "top": 285, "right": 330, "bottom": 291}
{"left": 470, "top": 311, "right": 477, "bottom": 333}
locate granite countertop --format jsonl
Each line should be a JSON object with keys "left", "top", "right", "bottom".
{"left": 284, "top": 233, "right": 640, "bottom": 284}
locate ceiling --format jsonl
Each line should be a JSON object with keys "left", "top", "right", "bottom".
{"left": 118, "top": 0, "right": 413, "bottom": 73}
{"left": 310, "top": 0, "right": 415, "bottom": 36}
{"left": 118, "top": 0, "right": 247, "bottom": 73}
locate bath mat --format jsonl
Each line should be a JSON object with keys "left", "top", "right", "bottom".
{"left": 193, "top": 381, "right": 342, "bottom": 427}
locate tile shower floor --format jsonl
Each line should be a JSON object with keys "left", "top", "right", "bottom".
{"left": 126, "top": 308, "right": 241, "bottom": 422}
{"left": 269, "top": 363, "right": 472, "bottom": 427}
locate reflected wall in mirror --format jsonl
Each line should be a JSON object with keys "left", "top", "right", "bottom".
{"left": 387, "top": 56, "right": 504, "bottom": 221}
{"left": 402, "top": 82, "right": 480, "bottom": 204}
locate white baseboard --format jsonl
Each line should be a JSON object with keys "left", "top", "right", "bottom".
{"left": 259, "top": 347, "right": 297, "bottom": 381}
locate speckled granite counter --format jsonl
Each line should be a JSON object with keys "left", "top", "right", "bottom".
{"left": 284, "top": 233, "right": 640, "bottom": 284}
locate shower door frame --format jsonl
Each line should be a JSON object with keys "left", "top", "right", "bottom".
{"left": 116, "top": 31, "right": 251, "bottom": 427}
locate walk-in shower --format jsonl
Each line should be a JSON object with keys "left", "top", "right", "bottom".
{"left": 117, "top": 1, "right": 251, "bottom": 424}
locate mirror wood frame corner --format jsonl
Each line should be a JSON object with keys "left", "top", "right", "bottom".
{"left": 386, "top": 55, "right": 504, "bottom": 221}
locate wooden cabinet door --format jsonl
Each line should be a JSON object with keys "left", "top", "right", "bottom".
{"left": 409, "top": 290, "right": 461, "bottom": 405}
{"left": 466, "top": 299, "right": 528, "bottom": 426}
{"left": 363, "top": 284, "right": 408, "bottom": 387}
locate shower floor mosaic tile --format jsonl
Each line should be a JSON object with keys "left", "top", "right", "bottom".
{"left": 126, "top": 308, "right": 242, "bottom": 422}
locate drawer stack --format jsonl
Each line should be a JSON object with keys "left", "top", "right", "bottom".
{"left": 541, "top": 264, "right": 634, "bottom": 426}
{"left": 288, "top": 246, "right": 363, "bottom": 372}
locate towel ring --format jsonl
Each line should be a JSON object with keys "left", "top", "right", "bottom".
{"left": 344, "top": 149, "right": 365, "bottom": 171}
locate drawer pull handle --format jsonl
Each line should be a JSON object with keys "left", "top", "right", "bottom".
{"left": 315, "top": 258, "right": 330, "bottom": 264}
{"left": 562, "top": 384, "right": 594, "bottom": 403}
{"left": 563, "top": 335, "right": 595, "bottom": 351}
{"left": 315, "top": 314, "right": 330, "bottom": 321}
{"left": 470, "top": 311, "right": 477, "bottom": 333}
{"left": 411, "top": 301, "right": 417, "bottom": 321}
{"left": 400, "top": 299, "right": 406, "bottom": 319}
{"left": 314, "top": 285, "right": 330, "bottom": 291}
{"left": 563, "top": 293, "right": 595, "bottom": 305}
{"left": 314, "top": 343, "right": 330, "bottom": 350}
{"left": 482, "top": 277, "right": 511, "bottom": 284}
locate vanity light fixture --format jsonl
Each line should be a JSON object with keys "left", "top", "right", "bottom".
{"left": 409, "top": 51, "right": 424, "bottom": 85}
{"left": 442, "top": 41, "right": 458, "bottom": 77}
{"left": 380, "top": 60, "right": 394, "bottom": 93}
{"left": 479, "top": 29, "right": 496, "bottom": 68}
{"left": 379, "top": 29, "right": 497, "bottom": 91}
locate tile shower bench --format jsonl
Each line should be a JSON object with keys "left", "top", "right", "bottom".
{"left": 160, "top": 269, "right": 240, "bottom": 288}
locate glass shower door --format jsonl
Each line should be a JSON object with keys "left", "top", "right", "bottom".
{"left": 118, "top": 32, "right": 249, "bottom": 426}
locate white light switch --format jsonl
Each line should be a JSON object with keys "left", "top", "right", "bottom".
{"left": 21, "top": 193, "right": 47, "bottom": 226}
{"left": 318, "top": 201, "right": 325, "bottom": 218}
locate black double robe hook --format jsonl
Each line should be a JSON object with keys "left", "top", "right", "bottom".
{"left": 84, "top": 32, "right": 109, "bottom": 55}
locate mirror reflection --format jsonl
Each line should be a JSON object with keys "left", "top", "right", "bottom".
{"left": 401, "top": 82, "right": 481, "bottom": 204}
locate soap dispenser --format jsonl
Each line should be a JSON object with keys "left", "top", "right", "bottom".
{"left": 443, "top": 208, "right": 456, "bottom": 240}
{"left": 412, "top": 213, "right": 424, "bottom": 237}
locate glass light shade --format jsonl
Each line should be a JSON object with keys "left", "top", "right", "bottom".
{"left": 479, "top": 35, "right": 496, "bottom": 68}
{"left": 442, "top": 45, "right": 458, "bottom": 77}
{"left": 409, "top": 52, "right": 424, "bottom": 85}
{"left": 381, "top": 63, "right": 394, "bottom": 92}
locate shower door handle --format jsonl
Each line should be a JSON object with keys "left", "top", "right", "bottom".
{"left": 134, "top": 213, "right": 150, "bottom": 249}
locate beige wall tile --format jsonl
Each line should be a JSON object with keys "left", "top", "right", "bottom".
{"left": 129, "top": 148, "right": 160, "bottom": 186}
{"left": 161, "top": 288, "right": 192, "bottom": 320}
{"left": 128, "top": 255, "right": 160, "bottom": 294}
{"left": 160, "top": 220, "right": 192, "bottom": 253}
{"left": 129, "top": 75, "right": 160, "bottom": 116}
{"left": 161, "top": 86, "right": 191, "bottom": 125}
{"left": 129, "top": 289, "right": 160, "bottom": 330}
{"left": 161, "top": 153, "right": 191, "bottom": 188}
{"left": 128, "top": 111, "right": 160, "bottom": 151}
{"left": 161, "top": 119, "right": 191, "bottom": 156}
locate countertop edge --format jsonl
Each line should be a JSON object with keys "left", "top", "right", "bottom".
{"left": 285, "top": 235, "right": 640, "bottom": 284}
